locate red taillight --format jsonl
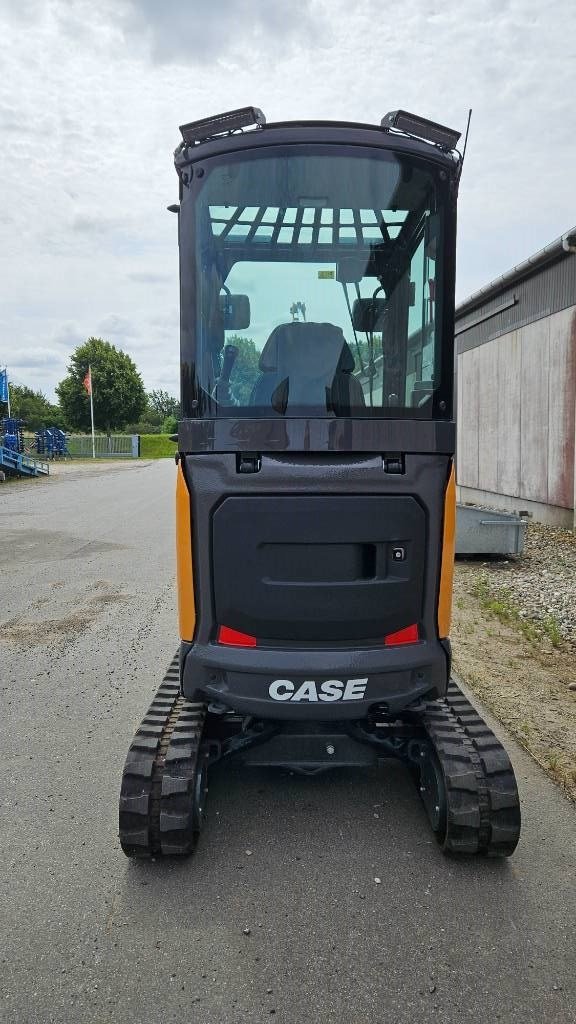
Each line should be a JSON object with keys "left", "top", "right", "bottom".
{"left": 217, "top": 625, "right": 257, "bottom": 647}
{"left": 384, "top": 624, "right": 419, "bottom": 646}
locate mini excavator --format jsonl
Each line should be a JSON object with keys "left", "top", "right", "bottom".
{"left": 119, "top": 107, "right": 521, "bottom": 859}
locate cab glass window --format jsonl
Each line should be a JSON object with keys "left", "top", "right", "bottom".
{"left": 190, "top": 148, "right": 445, "bottom": 417}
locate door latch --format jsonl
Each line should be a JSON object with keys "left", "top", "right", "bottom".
{"left": 383, "top": 454, "right": 405, "bottom": 474}
{"left": 236, "top": 452, "right": 262, "bottom": 474}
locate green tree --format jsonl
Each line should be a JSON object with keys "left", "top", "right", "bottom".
{"left": 228, "top": 335, "right": 260, "bottom": 405}
{"left": 161, "top": 415, "right": 178, "bottom": 435}
{"left": 127, "top": 402, "right": 163, "bottom": 433}
{"left": 1, "top": 385, "right": 62, "bottom": 431}
{"left": 148, "top": 389, "right": 180, "bottom": 420}
{"left": 56, "top": 338, "right": 146, "bottom": 432}
{"left": 142, "top": 407, "right": 163, "bottom": 427}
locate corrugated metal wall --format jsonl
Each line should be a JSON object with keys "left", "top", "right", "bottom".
{"left": 456, "top": 304, "right": 576, "bottom": 511}
{"left": 456, "top": 254, "right": 576, "bottom": 353}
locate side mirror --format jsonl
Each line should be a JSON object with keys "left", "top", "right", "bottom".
{"left": 219, "top": 293, "right": 250, "bottom": 330}
{"left": 351, "top": 298, "right": 388, "bottom": 332}
{"left": 337, "top": 257, "right": 368, "bottom": 284}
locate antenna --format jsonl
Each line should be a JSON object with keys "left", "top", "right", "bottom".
{"left": 458, "top": 109, "right": 473, "bottom": 181}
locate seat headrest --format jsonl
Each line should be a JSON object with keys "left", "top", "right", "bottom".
{"left": 259, "top": 322, "right": 355, "bottom": 374}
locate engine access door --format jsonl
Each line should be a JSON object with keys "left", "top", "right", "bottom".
{"left": 212, "top": 495, "right": 426, "bottom": 643}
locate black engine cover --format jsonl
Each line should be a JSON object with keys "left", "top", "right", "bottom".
{"left": 213, "top": 495, "right": 425, "bottom": 643}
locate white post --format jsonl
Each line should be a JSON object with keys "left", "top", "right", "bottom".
{"left": 89, "top": 365, "right": 95, "bottom": 459}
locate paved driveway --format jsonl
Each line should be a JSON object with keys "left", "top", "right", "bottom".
{"left": 1, "top": 460, "right": 575, "bottom": 1023}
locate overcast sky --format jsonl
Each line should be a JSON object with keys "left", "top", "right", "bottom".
{"left": 1, "top": 0, "right": 575, "bottom": 400}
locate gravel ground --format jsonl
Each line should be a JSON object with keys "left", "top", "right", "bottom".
{"left": 453, "top": 520, "right": 576, "bottom": 800}
{"left": 473, "top": 522, "right": 576, "bottom": 649}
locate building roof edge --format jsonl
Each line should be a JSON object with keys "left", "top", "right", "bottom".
{"left": 456, "top": 226, "right": 576, "bottom": 319}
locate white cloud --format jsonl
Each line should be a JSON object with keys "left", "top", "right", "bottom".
{"left": 97, "top": 314, "right": 140, "bottom": 339}
{"left": 51, "top": 321, "right": 85, "bottom": 348}
{"left": 128, "top": 270, "right": 172, "bottom": 285}
{"left": 9, "top": 347, "right": 66, "bottom": 369}
{"left": 110, "top": 0, "right": 329, "bottom": 65}
{"left": 0, "top": 0, "right": 575, "bottom": 401}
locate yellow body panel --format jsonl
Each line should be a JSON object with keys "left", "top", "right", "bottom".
{"left": 438, "top": 462, "right": 456, "bottom": 638}
{"left": 176, "top": 462, "right": 195, "bottom": 641}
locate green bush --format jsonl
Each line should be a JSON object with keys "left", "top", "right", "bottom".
{"left": 139, "top": 434, "right": 177, "bottom": 459}
{"left": 161, "top": 415, "right": 178, "bottom": 435}
{"left": 125, "top": 421, "right": 163, "bottom": 434}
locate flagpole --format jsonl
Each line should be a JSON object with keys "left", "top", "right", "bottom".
{"left": 89, "top": 365, "right": 95, "bottom": 459}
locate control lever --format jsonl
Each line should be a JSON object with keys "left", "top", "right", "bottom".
{"left": 213, "top": 344, "right": 238, "bottom": 405}
{"left": 220, "top": 344, "right": 238, "bottom": 383}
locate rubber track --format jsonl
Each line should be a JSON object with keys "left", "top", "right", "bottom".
{"left": 119, "top": 656, "right": 206, "bottom": 858}
{"left": 419, "top": 681, "right": 520, "bottom": 856}
{"left": 419, "top": 697, "right": 487, "bottom": 854}
{"left": 445, "top": 680, "right": 521, "bottom": 857}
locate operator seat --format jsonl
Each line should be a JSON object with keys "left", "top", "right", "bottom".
{"left": 250, "top": 321, "right": 365, "bottom": 414}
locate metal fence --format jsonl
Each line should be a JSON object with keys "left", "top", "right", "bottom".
{"left": 67, "top": 434, "right": 139, "bottom": 458}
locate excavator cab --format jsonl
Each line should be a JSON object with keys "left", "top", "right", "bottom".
{"left": 119, "top": 108, "right": 521, "bottom": 860}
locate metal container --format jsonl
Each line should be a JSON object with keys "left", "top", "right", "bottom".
{"left": 456, "top": 504, "right": 527, "bottom": 556}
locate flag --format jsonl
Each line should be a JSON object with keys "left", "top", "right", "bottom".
{"left": 84, "top": 364, "right": 96, "bottom": 458}
{"left": 0, "top": 368, "right": 8, "bottom": 404}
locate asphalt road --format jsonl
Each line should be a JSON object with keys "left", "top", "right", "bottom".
{"left": 1, "top": 460, "right": 575, "bottom": 1024}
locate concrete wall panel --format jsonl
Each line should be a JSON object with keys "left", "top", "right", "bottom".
{"left": 457, "top": 347, "right": 479, "bottom": 488}
{"left": 519, "top": 317, "right": 550, "bottom": 503}
{"left": 547, "top": 306, "right": 576, "bottom": 508}
{"left": 456, "top": 351, "right": 463, "bottom": 454}
{"left": 477, "top": 341, "right": 499, "bottom": 493}
{"left": 496, "top": 331, "right": 522, "bottom": 497}
{"left": 456, "top": 301, "right": 575, "bottom": 520}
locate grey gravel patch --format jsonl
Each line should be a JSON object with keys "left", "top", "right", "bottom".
{"left": 473, "top": 522, "right": 576, "bottom": 650}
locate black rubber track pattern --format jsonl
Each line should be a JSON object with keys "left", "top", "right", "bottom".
{"left": 119, "top": 663, "right": 520, "bottom": 860}
{"left": 445, "top": 680, "right": 521, "bottom": 857}
{"left": 119, "top": 656, "right": 206, "bottom": 858}
{"left": 419, "top": 680, "right": 521, "bottom": 857}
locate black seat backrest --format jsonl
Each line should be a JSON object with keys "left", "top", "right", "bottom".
{"left": 250, "top": 322, "right": 365, "bottom": 414}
